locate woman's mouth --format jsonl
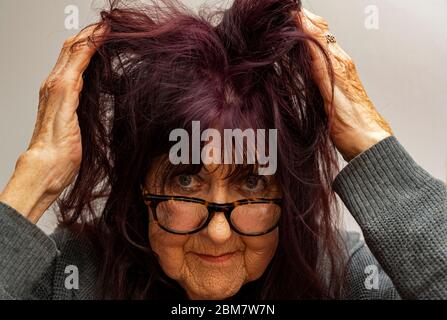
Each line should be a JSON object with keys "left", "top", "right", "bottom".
{"left": 194, "top": 252, "right": 236, "bottom": 263}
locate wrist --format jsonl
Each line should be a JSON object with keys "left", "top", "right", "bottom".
{"left": 337, "top": 130, "right": 392, "bottom": 162}
{"left": 0, "top": 150, "right": 59, "bottom": 223}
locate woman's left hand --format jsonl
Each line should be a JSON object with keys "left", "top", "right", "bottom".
{"left": 294, "top": 8, "right": 393, "bottom": 161}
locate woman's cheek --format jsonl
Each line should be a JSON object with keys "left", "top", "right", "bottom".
{"left": 148, "top": 222, "right": 188, "bottom": 280}
{"left": 242, "top": 228, "right": 279, "bottom": 281}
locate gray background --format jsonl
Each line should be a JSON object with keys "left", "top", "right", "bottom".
{"left": 1, "top": 0, "right": 446, "bottom": 234}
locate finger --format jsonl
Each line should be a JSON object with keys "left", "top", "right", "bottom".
{"left": 50, "top": 24, "right": 106, "bottom": 83}
{"left": 51, "top": 28, "right": 92, "bottom": 74}
{"left": 298, "top": 11, "right": 336, "bottom": 102}
{"left": 301, "top": 8, "right": 323, "bottom": 22}
{"left": 300, "top": 9, "right": 329, "bottom": 44}
{"left": 40, "top": 25, "right": 106, "bottom": 121}
{"left": 299, "top": 11, "right": 329, "bottom": 68}
{"left": 64, "top": 24, "right": 107, "bottom": 75}
{"left": 301, "top": 11, "right": 352, "bottom": 68}
{"left": 302, "top": 8, "right": 329, "bottom": 31}
{"left": 47, "top": 37, "right": 74, "bottom": 80}
{"left": 301, "top": 9, "right": 349, "bottom": 59}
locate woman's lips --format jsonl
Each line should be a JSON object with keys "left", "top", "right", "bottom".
{"left": 195, "top": 252, "right": 236, "bottom": 263}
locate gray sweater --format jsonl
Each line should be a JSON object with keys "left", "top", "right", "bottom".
{"left": 0, "top": 136, "right": 446, "bottom": 300}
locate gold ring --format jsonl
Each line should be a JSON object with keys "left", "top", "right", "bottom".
{"left": 325, "top": 33, "right": 337, "bottom": 44}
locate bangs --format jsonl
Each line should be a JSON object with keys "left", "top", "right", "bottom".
{"left": 149, "top": 147, "right": 272, "bottom": 192}
{"left": 144, "top": 92, "right": 278, "bottom": 181}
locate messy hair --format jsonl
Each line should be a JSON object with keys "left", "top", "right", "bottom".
{"left": 58, "top": 0, "right": 346, "bottom": 299}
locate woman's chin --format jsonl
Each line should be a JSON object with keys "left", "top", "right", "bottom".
{"left": 186, "top": 284, "right": 241, "bottom": 300}
{"left": 188, "top": 290, "right": 238, "bottom": 300}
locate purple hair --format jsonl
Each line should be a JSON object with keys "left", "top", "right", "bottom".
{"left": 58, "top": 0, "right": 346, "bottom": 299}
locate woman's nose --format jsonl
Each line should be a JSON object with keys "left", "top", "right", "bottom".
{"left": 206, "top": 212, "right": 232, "bottom": 244}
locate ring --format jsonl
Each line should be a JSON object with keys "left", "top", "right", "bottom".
{"left": 324, "top": 33, "right": 337, "bottom": 44}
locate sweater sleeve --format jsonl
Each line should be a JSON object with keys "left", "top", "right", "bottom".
{"left": 333, "top": 136, "right": 447, "bottom": 299}
{"left": 0, "top": 201, "right": 59, "bottom": 299}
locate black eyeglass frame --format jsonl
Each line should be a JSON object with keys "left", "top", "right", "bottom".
{"left": 140, "top": 184, "right": 282, "bottom": 236}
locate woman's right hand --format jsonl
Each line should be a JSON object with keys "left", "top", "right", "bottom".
{"left": 0, "top": 25, "right": 104, "bottom": 223}
{"left": 296, "top": 9, "right": 393, "bottom": 162}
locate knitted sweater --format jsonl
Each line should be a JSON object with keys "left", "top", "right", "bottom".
{"left": 0, "top": 136, "right": 446, "bottom": 299}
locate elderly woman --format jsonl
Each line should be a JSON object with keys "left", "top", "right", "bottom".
{"left": 0, "top": 0, "right": 446, "bottom": 300}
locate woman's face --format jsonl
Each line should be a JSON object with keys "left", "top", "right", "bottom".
{"left": 144, "top": 161, "right": 281, "bottom": 300}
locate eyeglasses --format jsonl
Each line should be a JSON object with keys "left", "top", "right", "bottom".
{"left": 140, "top": 184, "right": 282, "bottom": 236}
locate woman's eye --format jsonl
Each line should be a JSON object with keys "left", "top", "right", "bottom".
{"left": 177, "top": 174, "right": 193, "bottom": 187}
{"left": 242, "top": 175, "right": 267, "bottom": 192}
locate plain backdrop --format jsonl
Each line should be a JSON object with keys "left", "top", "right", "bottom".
{"left": 1, "top": 0, "right": 446, "bottom": 234}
